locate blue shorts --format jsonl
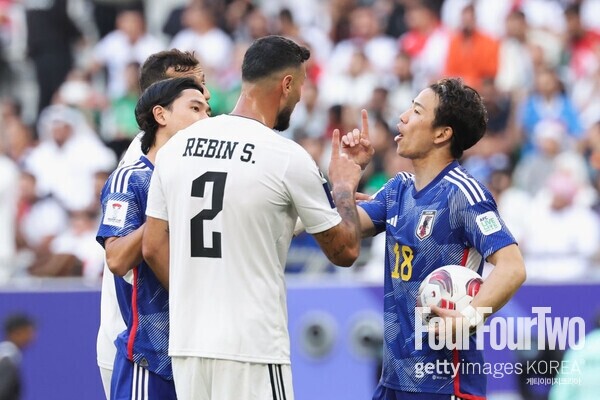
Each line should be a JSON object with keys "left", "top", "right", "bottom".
{"left": 110, "top": 351, "right": 176, "bottom": 400}
{"left": 372, "top": 384, "right": 467, "bottom": 400}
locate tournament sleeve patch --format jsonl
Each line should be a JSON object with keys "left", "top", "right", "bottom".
{"left": 323, "top": 182, "right": 335, "bottom": 209}
{"left": 475, "top": 211, "right": 501, "bottom": 235}
{"left": 103, "top": 200, "right": 129, "bottom": 228}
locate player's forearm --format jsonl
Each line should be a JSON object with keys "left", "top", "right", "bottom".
{"left": 105, "top": 225, "right": 145, "bottom": 277}
{"left": 470, "top": 245, "right": 526, "bottom": 316}
{"left": 322, "top": 185, "right": 361, "bottom": 266}
{"left": 142, "top": 217, "right": 170, "bottom": 290}
{"left": 144, "top": 247, "right": 169, "bottom": 290}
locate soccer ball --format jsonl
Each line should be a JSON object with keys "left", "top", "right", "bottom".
{"left": 416, "top": 265, "right": 483, "bottom": 325}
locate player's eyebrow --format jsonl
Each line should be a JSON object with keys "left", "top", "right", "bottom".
{"left": 413, "top": 100, "right": 425, "bottom": 110}
{"left": 189, "top": 98, "right": 207, "bottom": 109}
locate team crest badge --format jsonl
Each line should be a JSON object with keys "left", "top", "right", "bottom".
{"left": 415, "top": 210, "right": 436, "bottom": 240}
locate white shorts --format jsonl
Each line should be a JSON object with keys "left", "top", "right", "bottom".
{"left": 172, "top": 357, "right": 293, "bottom": 400}
{"left": 99, "top": 366, "right": 112, "bottom": 399}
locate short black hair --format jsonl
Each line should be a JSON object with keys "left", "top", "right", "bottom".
{"left": 135, "top": 77, "right": 203, "bottom": 154}
{"left": 241, "top": 35, "right": 310, "bottom": 82}
{"left": 3, "top": 314, "right": 34, "bottom": 336}
{"left": 430, "top": 78, "right": 488, "bottom": 159}
{"left": 139, "top": 49, "right": 200, "bottom": 91}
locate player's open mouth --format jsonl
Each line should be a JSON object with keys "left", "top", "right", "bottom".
{"left": 394, "top": 133, "right": 403, "bottom": 142}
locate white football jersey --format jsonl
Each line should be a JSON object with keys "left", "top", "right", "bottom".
{"left": 96, "top": 262, "right": 125, "bottom": 370}
{"left": 146, "top": 115, "right": 342, "bottom": 364}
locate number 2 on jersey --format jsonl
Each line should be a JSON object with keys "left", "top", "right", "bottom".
{"left": 190, "top": 172, "right": 227, "bottom": 258}
{"left": 391, "top": 243, "right": 413, "bottom": 280}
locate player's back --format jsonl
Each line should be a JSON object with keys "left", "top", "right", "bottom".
{"left": 149, "top": 114, "right": 337, "bottom": 364}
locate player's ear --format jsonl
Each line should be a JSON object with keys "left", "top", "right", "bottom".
{"left": 434, "top": 126, "right": 453, "bottom": 145}
{"left": 281, "top": 74, "right": 293, "bottom": 96}
{"left": 153, "top": 105, "right": 167, "bottom": 127}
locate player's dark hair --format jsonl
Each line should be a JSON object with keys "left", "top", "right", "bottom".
{"left": 430, "top": 78, "right": 487, "bottom": 159}
{"left": 241, "top": 35, "right": 310, "bottom": 82}
{"left": 136, "top": 77, "right": 203, "bottom": 154}
{"left": 139, "top": 49, "right": 200, "bottom": 91}
{"left": 3, "top": 313, "right": 34, "bottom": 335}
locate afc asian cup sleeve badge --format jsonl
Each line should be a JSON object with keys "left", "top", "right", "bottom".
{"left": 415, "top": 210, "right": 436, "bottom": 240}
{"left": 103, "top": 200, "right": 129, "bottom": 228}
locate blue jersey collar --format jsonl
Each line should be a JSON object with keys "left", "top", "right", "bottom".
{"left": 412, "top": 160, "right": 459, "bottom": 199}
{"left": 139, "top": 155, "right": 154, "bottom": 170}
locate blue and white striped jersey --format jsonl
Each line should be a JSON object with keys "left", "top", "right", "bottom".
{"left": 96, "top": 156, "right": 172, "bottom": 380}
{"left": 359, "top": 161, "right": 516, "bottom": 399}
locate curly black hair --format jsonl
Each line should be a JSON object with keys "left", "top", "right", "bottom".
{"left": 135, "top": 77, "right": 203, "bottom": 154}
{"left": 430, "top": 78, "right": 488, "bottom": 159}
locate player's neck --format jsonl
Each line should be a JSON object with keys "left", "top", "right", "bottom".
{"left": 230, "top": 86, "right": 279, "bottom": 129}
{"left": 145, "top": 132, "right": 168, "bottom": 165}
{"left": 412, "top": 156, "right": 454, "bottom": 191}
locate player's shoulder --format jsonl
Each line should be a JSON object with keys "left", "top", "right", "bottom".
{"left": 442, "top": 164, "right": 491, "bottom": 206}
{"left": 105, "top": 158, "right": 152, "bottom": 194}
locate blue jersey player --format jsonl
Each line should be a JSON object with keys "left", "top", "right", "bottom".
{"left": 96, "top": 77, "right": 209, "bottom": 399}
{"left": 342, "top": 78, "right": 526, "bottom": 399}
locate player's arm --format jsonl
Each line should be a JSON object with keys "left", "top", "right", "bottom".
{"left": 432, "top": 244, "right": 526, "bottom": 331}
{"left": 142, "top": 217, "right": 170, "bottom": 290}
{"left": 104, "top": 225, "right": 145, "bottom": 277}
{"left": 470, "top": 244, "right": 526, "bottom": 313}
{"left": 312, "top": 129, "right": 363, "bottom": 267}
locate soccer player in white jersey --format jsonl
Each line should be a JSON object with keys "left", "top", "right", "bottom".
{"left": 97, "top": 77, "right": 209, "bottom": 399}
{"left": 342, "top": 77, "right": 526, "bottom": 399}
{"left": 142, "top": 35, "right": 364, "bottom": 399}
{"left": 96, "top": 49, "right": 211, "bottom": 399}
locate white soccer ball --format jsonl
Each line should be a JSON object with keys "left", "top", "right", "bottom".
{"left": 416, "top": 265, "right": 483, "bottom": 325}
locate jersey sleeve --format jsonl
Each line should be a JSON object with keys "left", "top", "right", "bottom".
{"left": 284, "top": 148, "right": 341, "bottom": 234}
{"left": 96, "top": 174, "right": 145, "bottom": 248}
{"left": 358, "top": 175, "right": 400, "bottom": 235}
{"left": 145, "top": 163, "right": 168, "bottom": 222}
{"left": 454, "top": 195, "right": 517, "bottom": 260}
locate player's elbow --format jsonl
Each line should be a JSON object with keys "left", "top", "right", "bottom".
{"left": 106, "top": 256, "right": 131, "bottom": 277}
{"left": 513, "top": 261, "right": 527, "bottom": 287}
{"left": 142, "top": 241, "right": 157, "bottom": 267}
{"left": 330, "top": 245, "right": 360, "bottom": 267}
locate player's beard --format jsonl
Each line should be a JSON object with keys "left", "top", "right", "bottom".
{"left": 273, "top": 105, "right": 293, "bottom": 131}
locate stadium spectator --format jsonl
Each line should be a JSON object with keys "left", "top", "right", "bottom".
{"left": 521, "top": 171, "right": 600, "bottom": 282}
{"left": 327, "top": 6, "right": 397, "bottom": 75}
{"left": 518, "top": 66, "right": 584, "bottom": 155}
{"left": 169, "top": 1, "right": 233, "bottom": 79}
{"left": 495, "top": 9, "right": 535, "bottom": 96}
{"left": 0, "top": 133, "right": 18, "bottom": 282}
{"left": 24, "top": 0, "right": 84, "bottom": 117}
{"left": 444, "top": 3, "right": 499, "bottom": 91}
{"left": 23, "top": 104, "right": 116, "bottom": 212}
{"left": 89, "top": 6, "right": 163, "bottom": 99}
{"left": 15, "top": 170, "right": 69, "bottom": 274}
{"left": 399, "top": 0, "right": 450, "bottom": 90}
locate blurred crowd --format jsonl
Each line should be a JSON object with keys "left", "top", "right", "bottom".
{"left": 1, "top": 0, "right": 600, "bottom": 283}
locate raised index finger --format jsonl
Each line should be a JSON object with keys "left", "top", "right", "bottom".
{"left": 360, "top": 109, "right": 370, "bottom": 140}
{"left": 331, "top": 128, "right": 341, "bottom": 159}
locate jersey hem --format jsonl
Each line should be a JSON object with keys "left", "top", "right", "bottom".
{"left": 145, "top": 207, "right": 167, "bottom": 221}
{"left": 169, "top": 350, "right": 290, "bottom": 365}
{"left": 304, "top": 215, "right": 342, "bottom": 235}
